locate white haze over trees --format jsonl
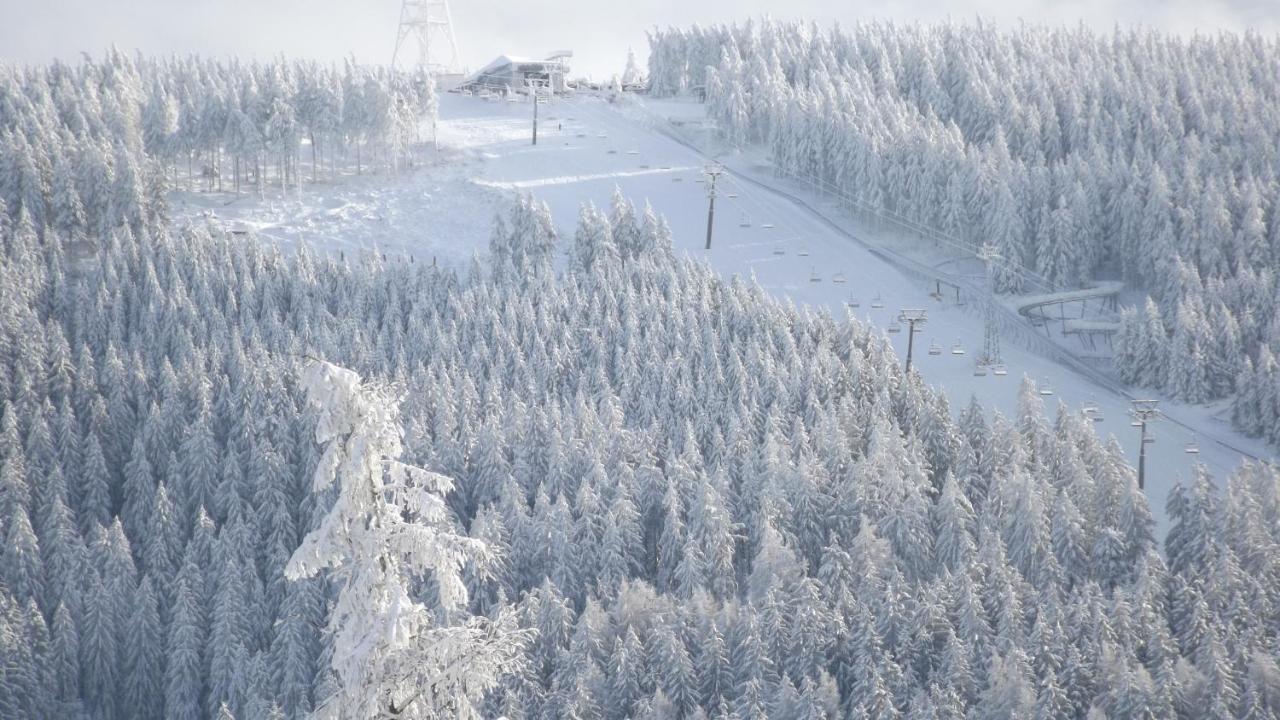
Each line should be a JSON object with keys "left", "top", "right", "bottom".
{"left": 3, "top": 0, "right": 1279, "bottom": 81}
{"left": 0, "top": 34, "right": 1278, "bottom": 720}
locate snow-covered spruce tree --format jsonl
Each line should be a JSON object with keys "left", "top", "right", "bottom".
{"left": 285, "top": 360, "right": 530, "bottom": 719}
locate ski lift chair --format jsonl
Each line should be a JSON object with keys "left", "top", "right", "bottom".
{"left": 809, "top": 267, "right": 822, "bottom": 283}
{"left": 974, "top": 364, "right": 988, "bottom": 377}
{"left": 762, "top": 223, "right": 775, "bottom": 229}
{"left": 832, "top": 272, "right": 847, "bottom": 284}
{"left": 739, "top": 215, "right": 753, "bottom": 228}
{"left": 992, "top": 364, "right": 1008, "bottom": 377}
{"left": 871, "top": 295, "right": 885, "bottom": 309}
{"left": 1185, "top": 439, "right": 1201, "bottom": 454}
{"left": 928, "top": 340, "right": 942, "bottom": 356}
{"left": 951, "top": 341, "right": 966, "bottom": 356}
{"left": 1039, "top": 381, "right": 1055, "bottom": 396}
{"left": 1082, "top": 401, "right": 1105, "bottom": 423}
{"left": 888, "top": 321, "right": 902, "bottom": 334}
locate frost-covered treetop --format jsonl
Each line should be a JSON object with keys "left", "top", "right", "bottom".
{"left": 287, "top": 360, "right": 525, "bottom": 719}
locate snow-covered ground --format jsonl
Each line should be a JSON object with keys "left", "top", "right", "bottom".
{"left": 172, "top": 91, "right": 1275, "bottom": 536}
{"left": 170, "top": 146, "right": 505, "bottom": 270}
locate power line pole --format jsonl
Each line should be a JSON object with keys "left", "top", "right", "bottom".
{"left": 976, "top": 242, "right": 1002, "bottom": 368}
{"left": 898, "top": 309, "right": 928, "bottom": 373}
{"left": 703, "top": 163, "right": 724, "bottom": 250}
{"left": 1129, "top": 399, "right": 1161, "bottom": 490}
{"left": 531, "top": 83, "right": 540, "bottom": 145}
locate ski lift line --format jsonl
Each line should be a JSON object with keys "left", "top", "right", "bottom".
{"left": 659, "top": 127, "right": 1235, "bottom": 451}
{"left": 621, "top": 99, "right": 1260, "bottom": 461}
{"left": 779, "top": 166, "right": 1101, "bottom": 311}
{"left": 622, "top": 97, "right": 1056, "bottom": 298}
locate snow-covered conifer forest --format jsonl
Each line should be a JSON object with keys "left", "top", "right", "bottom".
{"left": 649, "top": 21, "right": 1280, "bottom": 445}
{"left": 0, "top": 29, "right": 1278, "bottom": 720}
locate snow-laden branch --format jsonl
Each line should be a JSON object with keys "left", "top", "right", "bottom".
{"left": 286, "top": 360, "right": 530, "bottom": 719}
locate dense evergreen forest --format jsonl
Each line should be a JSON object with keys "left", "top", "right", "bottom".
{"left": 647, "top": 20, "right": 1280, "bottom": 445}
{"left": 0, "top": 49, "right": 1278, "bottom": 720}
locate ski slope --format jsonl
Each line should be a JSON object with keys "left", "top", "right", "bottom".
{"left": 178, "top": 91, "right": 1275, "bottom": 536}
{"left": 441, "top": 92, "right": 1275, "bottom": 533}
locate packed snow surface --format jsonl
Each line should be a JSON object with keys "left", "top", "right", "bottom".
{"left": 174, "top": 92, "right": 1275, "bottom": 536}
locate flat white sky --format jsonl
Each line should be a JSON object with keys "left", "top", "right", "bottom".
{"left": 0, "top": 0, "right": 1276, "bottom": 79}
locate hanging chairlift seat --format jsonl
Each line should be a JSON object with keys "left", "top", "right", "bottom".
{"left": 1185, "top": 440, "right": 1201, "bottom": 454}
{"left": 888, "top": 322, "right": 902, "bottom": 334}
{"left": 739, "top": 215, "right": 753, "bottom": 228}
{"left": 762, "top": 223, "right": 775, "bottom": 229}
{"left": 832, "top": 272, "right": 847, "bottom": 284}
{"left": 848, "top": 296, "right": 860, "bottom": 308}
{"left": 1039, "top": 381, "right": 1055, "bottom": 396}
{"left": 974, "top": 364, "right": 988, "bottom": 377}
{"left": 773, "top": 246, "right": 786, "bottom": 256}
{"left": 809, "top": 267, "right": 822, "bottom": 283}
{"left": 871, "top": 295, "right": 885, "bottom": 309}
{"left": 992, "top": 364, "right": 1008, "bottom": 376}
{"left": 951, "top": 341, "right": 966, "bottom": 356}
{"left": 798, "top": 248, "right": 811, "bottom": 257}
{"left": 928, "top": 340, "right": 942, "bottom": 356}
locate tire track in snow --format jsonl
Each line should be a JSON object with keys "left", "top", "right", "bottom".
{"left": 472, "top": 165, "right": 698, "bottom": 190}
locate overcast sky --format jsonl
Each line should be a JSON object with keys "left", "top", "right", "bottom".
{"left": 1, "top": 0, "right": 1276, "bottom": 79}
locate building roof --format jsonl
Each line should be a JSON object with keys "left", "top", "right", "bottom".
{"left": 461, "top": 53, "right": 571, "bottom": 90}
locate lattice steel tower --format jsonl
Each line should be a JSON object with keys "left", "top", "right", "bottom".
{"left": 392, "top": 0, "right": 461, "bottom": 75}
